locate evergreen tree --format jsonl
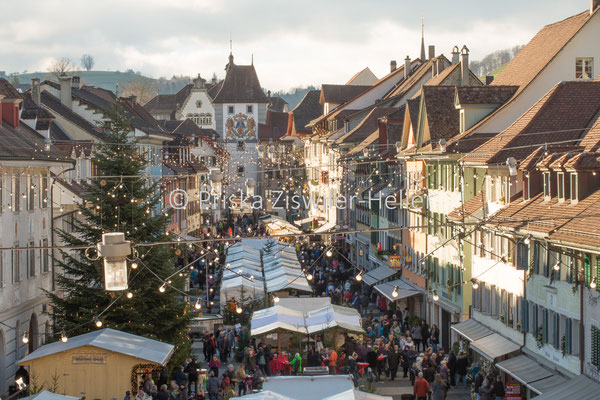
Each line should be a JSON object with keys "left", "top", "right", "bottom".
{"left": 47, "top": 104, "right": 191, "bottom": 369}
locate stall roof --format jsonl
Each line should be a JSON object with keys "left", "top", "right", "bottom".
{"left": 295, "top": 216, "right": 314, "bottom": 226}
{"left": 251, "top": 298, "right": 363, "bottom": 336}
{"left": 527, "top": 374, "right": 569, "bottom": 395}
{"left": 451, "top": 319, "right": 493, "bottom": 342}
{"left": 496, "top": 355, "right": 554, "bottom": 386}
{"left": 532, "top": 375, "right": 600, "bottom": 400}
{"left": 22, "top": 391, "right": 81, "bottom": 400}
{"left": 263, "top": 375, "right": 355, "bottom": 400}
{"left": 230, "top": 391, "right": 296, "bottom": 400}
{"left": 314, "top": 221, "right": 336, "bottom": 234}
{"left": 322, "top": 389, "right": 393, "bottom": 400}
{"left": 374, "top": 278, "right": 422, "bottom": 302}
{"left": 362, "top": 265, "right": 398, "bottom": 286}
{"left": 470, "top": 333, "right": 520, "bottom": 362}
{"left": 19, "top": 328, "right": 174, "bottom": 365}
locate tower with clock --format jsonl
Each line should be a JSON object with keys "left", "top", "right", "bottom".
{"left": 212, "top": 51, "right": 269, "bottom": 199}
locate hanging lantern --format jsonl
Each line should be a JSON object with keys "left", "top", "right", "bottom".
{"left": 97, "top": 232, "right": 132, "bottom": 291}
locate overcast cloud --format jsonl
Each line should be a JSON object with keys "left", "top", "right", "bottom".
{"left": 0, "top": 0, "right": 588, "bottom": 91}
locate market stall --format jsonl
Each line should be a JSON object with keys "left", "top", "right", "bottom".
{"left": 18, "top": 328, "right": 174, "bottom": 400}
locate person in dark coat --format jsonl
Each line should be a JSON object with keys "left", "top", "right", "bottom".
{"left": 156, "top": 385, "right": 170, "bottom": 400}
{"left": 420, "top": 322, "right": 430, "bottom": 351}
{"left": 400, "top": 346, "right": 410, "bottom": 378}
{"left": 206, "top": 372, "right": 219, "bottom": 400}
{"left": 456, "top": 352, "right": 468, "bottom": 386}
{"left": 387, "top": 345, "right": 400, "bottom": 381}
{"left": 493, "top": 375, "right": 506, "bottom": 399}
{"left": 479, "top": 378, "right": 494, "bottom": 400}
{"left": 366, "top": 346, "right": 378, "bottom": 371}
{"left": 447, "top": 350, "right": 457, "bottom": 386}
{"left": 474, "top": 370, "right": 485, "bottom": 396}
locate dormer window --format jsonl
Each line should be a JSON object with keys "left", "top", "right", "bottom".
{"left": 570, "top": 173, "right": 578, "bottom": 204}
{"left": 523, "top": 174, "right": 530, "bottom": 201}
{"left": 543, "top": 172, "right": 551, "bottom": 199}
{"left": 576, "top": 58, "right": 593, "bottom": 79}
{"left": 247, "top": 105, "right": 253, "bottom": 113}
{"left": 557, "top": 172, "right": 565, "bottom": 201}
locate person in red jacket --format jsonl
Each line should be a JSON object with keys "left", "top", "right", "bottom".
{"left": 414, "top": 372, "right": 430, "bottom": 400}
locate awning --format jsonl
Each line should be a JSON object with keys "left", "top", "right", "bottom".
{"left": 374, "top": 278, "right": 422, "bottom": 302}
{"left": 451, "top": 319, "right": 493, "bottom": 342}
{"left": 314, "top": 221, "right": 336, "bottom": 234}
{"left": 295, "top": 217, "right": 314, "bottom": 226}
{"left": 532, "top": 375, "right": 600, "bottom": 400}
{"left": 496, "top": 355, "right": 553, "bottom": 386}
{"left": 527, "top": 374, "right": 569, "bottom": 395}
{"left": 470, "top": 333, "right": 520, "bottom": 361}
{"left": 362, "top": 265, "right": 398, "bottom": 286}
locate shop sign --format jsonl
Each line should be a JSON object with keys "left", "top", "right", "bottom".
{"left": 506, "top": 382, "right": 522, "bottom": 400}
{"left": 72, "top": 353, "right": 107, "bottom": 364}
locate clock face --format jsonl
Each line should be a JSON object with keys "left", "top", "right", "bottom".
{"left": 225, "top": 113, "right": 256, "bottom": 141}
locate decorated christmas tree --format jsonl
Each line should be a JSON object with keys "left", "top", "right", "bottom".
{"left": 47, "top": 104, "right": 191, "bottom": 370}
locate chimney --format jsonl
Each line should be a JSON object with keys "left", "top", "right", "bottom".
{"left": 58, "top": 74, "right": 72, "bottom": 109}
{"left": 390, "top": 60, "right": 397, "bottom": 72}
{"left": 460, "top": 45, "right": 470, "bottom": 85}
{"left": 31, "top": 78, "right": 41, "bottom": 106}
{"left": 72, "top": 76, "right": 81, "bottom": 89}
{"left": 486, "top": 75, "right": 494, "bottom": 85}
{"left": 451, "top": 46, "right": 460, "bottom": 65}
{"left": 404, "top": 56, "right": 411, "bottom": 80}
{"left": 428, "top": 45, "right": 435, "bottom": 60}
{"left": 1, "top": 98, "right": 21, "bottom": 128}
{"left": 592, "top": 0, "right": 600, "bottom": 15}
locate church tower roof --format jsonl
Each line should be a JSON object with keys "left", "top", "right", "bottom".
{"left": 213, "top": 55, "right": 268, "bottom": 104}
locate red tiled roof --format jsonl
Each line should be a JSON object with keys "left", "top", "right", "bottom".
{"left": 455, "top": 86, "right": 519, "bottom": 106}
{"left": 335, "top": 107, "right": 397, "bottom": 144}
{"left": 462, "top": 81, "right": 600, "bottom": 165}
{"left": 212, "top": 64, "right": 268, "bottom": 104}
{"left": 0, "top": 78, "right": 23, "bottom": 99}
{"left": 448, "top": 190, "right": 486, "bottom": 221}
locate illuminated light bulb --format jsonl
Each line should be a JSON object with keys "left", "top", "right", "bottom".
{"left": 61, "top": 332, "right": 68, "bottom": 343}
{"left": 194, "top": 299, "right": 202, "bottom": 310}
{"left": 95, "top": 317, "right": 103, "bottom": 328}
{"left": 591, "top": 278, "right": 597, "bottom": 289}
{"left": 306, "top": 272, "right": 313, "bottom": 281}
{"left": 273, "top": 295, "right": 280, "bottom": 303}
{"left": 159, "top": 284, "right": 166, "bottom": 293}
{"left": 553, "top": 262, "right": 560, "bottom": 271}
{"left": 236, "top": 305, "right": 243, "bottom": 314}
{"left": 432, "top": 290, "right": 439, "bottom": 301}
{"left": 126, "top": 292, "right": 133, "bottom": 299}
{"left": 326, "top": 249, "right": 333, "bottom": 257}
{"left": 355, "top": 270, "right": 364, "bottom": 281}
{"left": 471, "top": 278, "right": 479, "bottom": 290}
{"left": 22, "top": 332, "right": 29, "bottom": 344}
{"left": 392, "top": 286, "right": 399, "bottom": 298}
{"left": 131, "top": 261, "right": 138, "bottom": 269}
{"left": 524, "top": 237, "right": 530, "bottom": 245}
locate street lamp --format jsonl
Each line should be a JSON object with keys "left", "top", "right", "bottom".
{"left": 96, "top": 232, "right": 132, "bottom": 291}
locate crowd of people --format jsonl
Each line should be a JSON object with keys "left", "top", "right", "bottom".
{"left": 129, "top": 214, "right": 496, "bottom": 400}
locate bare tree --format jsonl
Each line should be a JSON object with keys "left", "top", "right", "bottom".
{"left": 121, "top": 78, "right": 159, "bottom": 105}
{"left": 48, "top": 57, "right": 74, "bottom": 79}
{"left": 81, "top": 54, "right": 95, "bottom": 71}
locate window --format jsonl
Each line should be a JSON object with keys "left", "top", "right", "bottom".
{"left": 12, "top": 243, "right": 20, "bottom": 283}
{"left": 516, "top": 242, "right": 529, "bottom": 270}
{"left": 247, "top": 105, "right": 253, "bottom": 113}
{"left": 41, "top": 238, "right": 49, "bottom": 273}
{"left": 576, "top": 58, "right": 594, "bottom": 79}
{"left": 557, "top": 172, "right": 565, "bottom": 201}
{"left": 523, "top": 175, "right": 530, "bottom": 201}
{"left": 237, "top": 141, "right": 245, "bottom": 151}
{"left": 570, "top": 173, "right": 578, "bottom": 203}
{"left": 237, "top": 166, "right": 245, "bottom": 177}
{"left": 227, "top": 106, "right": 234, "bottom": 114}
{"left": 28, "top": 241, "right": 35, "bottom": 278}
{"left": 543, "top": 172, "right": 551, "bottom": 199}
{"left": 14, "top": 175, "right": 20, "bottom": 212}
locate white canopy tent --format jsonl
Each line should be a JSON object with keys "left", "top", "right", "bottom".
{"left": 374, "top": 278, "right": 423, "bottom": 302}
{"left": 221, "top": 242, "right": 266, "bottom": 304}
{"left": 251, "top": 297, "right": 363, "bottom": 336}
{"left": 262, "top": 215, "right": 302, "bottom": 235}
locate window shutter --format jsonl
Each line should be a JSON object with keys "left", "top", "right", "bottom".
{"left": 533, "top": 242, "right": 540, "bottom": 274}
{"left": 520, "top": 298, "right": 528, "bottom": 332}
{"left": 553, "top": 313, "right": 560, "bottom": 349}
{"left": 585, "top": 253, "right": 591, "bottom": 285}
{"left": 592, "top": 325, "right": 600, "bottom": 368}
{"left": 516, "top": 243, "right": 529, "bottom": 270}
{"left": 566, "top": 318, "right": 572, "bottom": 355}
{"left": 542, "top": 308, "right": 548, "bottom": 343}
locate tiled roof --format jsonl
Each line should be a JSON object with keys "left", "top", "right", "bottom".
{"left": 422, "top": 86, "right": 460, "bottom": 145}
{"left": 258, "top": 110, "right": 289, "bottom": 141}
{"left": 462, "top": 81, "right": 600, "bottom": 165}
{"left": 455, "top": 86, "right": 519, "bottom": 105}
{"left": 579, "top": 110, "right": 600, "bottom": 151}
{"left": 448, "top": 190, "right": 486, "bottom": 221}
{"left": 406, "top": 97, "right": 421, "bottom": 136}
{"left": 518, "top": 145, "right": 582, "bottom": 171}
{"left": 346, "top": 131, "right": 379, "bottom": 156}
{"left": 346, "top": 67, "right": 378, "bottom": 85}
{"left": 41, "top": 91, "right": 107, "bottom": 141}
{"left": 425, "top": 63, "right": 460, "bottom": 87}
{"left": 319, "top": 84, "right": 371, "bottom": 104}
{"left": 119, "top": 96, "right": 166, "bottom": 135}
{"left": 267, "top": 96, "right": 288, "bottom": 112}
{"left": 290, "top": 89, "right": 322, "bottom": 134}
{"left": 143, "top": 84, "right": 193, "bottom": 115}
{"left": 0, "top": 120, "right": 70, "bottom": 163}
{"left": 49, "top": 121, "right": 72, "bottom": 141}
{"left": 488, "top": 188, "right": 600, "bottom": 249}
{"left": 54, "top": 176, "right": 91, "bottom": 199}
{"left": 383, "top": 59, "right": 431, "bottom": 100}
{"left": 212, "top": 64, "right": 268, "bottom": 104}
{"left": 0, "top": 78, "right": 23, "bottom": 99}
{"left": 53, "top": 141, "right": 93, "bottom": 157}
{"left": 21, "top": 92, "right": 55, "bottom": 121}
{"left": 335, "top": 107, "right": 396, "bottom": 144}
{"left": 492, "top": 11, "right": 596, "bottom": 93}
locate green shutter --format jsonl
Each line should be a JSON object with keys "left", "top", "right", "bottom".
{"left": 596, "top": 258, "right": 600, "bottom": 292}
{"left": 542, "top": 309, "right": 548, "bottom": 343}
{"left": 592, "top": 326, "right": 600, "bottom": 368}
{"left": 531, "top": 304, "right": 538, "bottom": 333}
{"left": 585, "top": 253, "right": 591, "bottom": 285}
{"left": 566, "top": 318, "right": 572, "bottom": 355}
{"left": 520, "top": 298, "right": 529, "bottom": 332}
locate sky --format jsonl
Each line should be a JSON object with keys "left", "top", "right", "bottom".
{"left": 0, "top": 0, "right": 590, "bottom": 92}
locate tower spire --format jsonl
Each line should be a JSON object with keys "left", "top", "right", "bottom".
{"left": 420, "top": 17, "right": 426, "bottom": 61}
